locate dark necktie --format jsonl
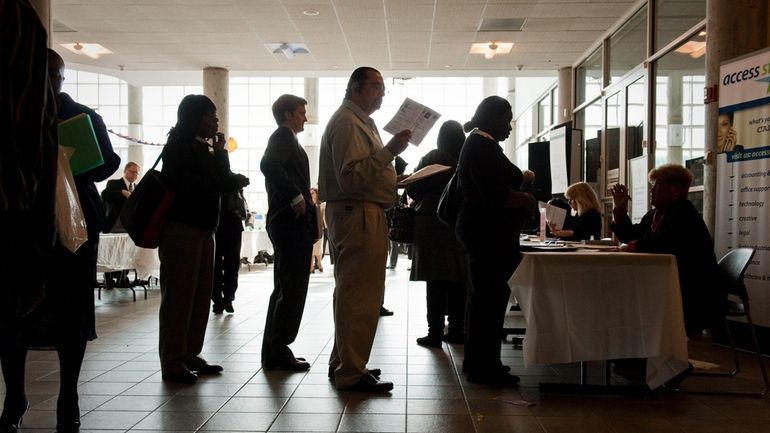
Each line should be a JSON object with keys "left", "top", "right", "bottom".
{"left": 128, "top": 183, "right": 134, "bottom": 192}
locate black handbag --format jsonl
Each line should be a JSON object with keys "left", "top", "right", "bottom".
{"left": 437, "top": 170, "right": 460, "bottom": 227}
{"left": 225, "top": 189, "right": 248, "bottom": 221}
{"left": 386, "top": 193, "right": 414, "bottom": 244}
{"left": 119, "top": 153, "right": 175, "bottom": 248}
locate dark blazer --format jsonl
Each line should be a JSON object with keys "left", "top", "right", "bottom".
{"left": 611, "top": 199, "right": 727, "bottom": 331}
{"left": 455, "top": 132, "right": 526, "bottom": 256}
{"left": 101, "top": 178, "right": 129, "bottom": 232}
{"left": 261, "top": 126, "right": 314, "bottom": 232}
{"left": 58, "top": 92, "right": 121, "bottom": 239}
{"left": 565, "top": 208, "right": 602, "bottom": 241}
{"left": 162, "top": 137, "right": 244, "bottom": 231}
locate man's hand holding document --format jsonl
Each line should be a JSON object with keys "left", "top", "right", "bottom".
{"left": 397, "top": 164, "right": 451, "bottom": 187}
{"left": 383, "top": 98, "right": 441, "bottom": 146}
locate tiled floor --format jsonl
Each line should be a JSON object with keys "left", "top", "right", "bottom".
{"left": 3, "top": 256, "right": 770, "bottom": 433}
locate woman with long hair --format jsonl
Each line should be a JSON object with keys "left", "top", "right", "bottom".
{"left": 550, "top": 181, "right": 602, "bottom": 241}
{"left": 406, "top": 120, "right": 469, "bottom": 348}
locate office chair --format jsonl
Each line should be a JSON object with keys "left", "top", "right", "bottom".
{"left": 670, "top": 247, "right": 768, "bottom": 397}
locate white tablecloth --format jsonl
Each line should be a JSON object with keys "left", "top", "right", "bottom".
{"left": 241, "top": 229, "right": 273, "bottom": 258}
{"left": 97, "top": 233, "right": 160, "bottom": 280}
{"left": 508, "top": 250, "right": 689, "bottom": 389}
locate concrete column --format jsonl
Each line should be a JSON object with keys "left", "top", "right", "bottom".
{"left": 304, "top": 77, "right": 319, "bottom": 125}
{"left": 127, "top": 85, "right": 145, "bottom": 170}
{"left": 203, "top": 67, "right": 229, "bottom": 137}
{"left": 29, "top": 0, "right": 51, "bottom": 46}
{"left": 704, "top": 0, "right": 769, "bottom": 234}
{"left": 304, "top": 77, "right": 320, "bottom": 185}
{"left": 666, "top": 73, "right": 683, "bottom": 166}
{"left": 557, "top": 67, "right": 573, "bottom": 124}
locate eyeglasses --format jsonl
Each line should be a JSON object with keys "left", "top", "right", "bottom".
{"left": 364, "top": 81, "right": 387, "bottom": 93}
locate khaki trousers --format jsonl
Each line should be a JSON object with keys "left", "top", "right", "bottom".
{"left": 326, "top": 200, "right": 388, "bottom": 388}
{"left": 158, "top": 222, "right": 215, "bottom": 373}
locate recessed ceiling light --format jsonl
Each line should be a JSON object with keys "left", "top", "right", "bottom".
{"left": 303, "top": 9, "right": 320, "bottom": 16}
{"left": 444, "top": 64, "right": 452, "bottom": 69}
{"left": 60, "top": 42, "right": 113, "bottom": 59}
{"left": 470, "top": 42, "right": 513, "bottom": 60}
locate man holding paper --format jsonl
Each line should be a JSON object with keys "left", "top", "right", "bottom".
{"left": 318, "top": 66, "right": 411, "bottom": 392}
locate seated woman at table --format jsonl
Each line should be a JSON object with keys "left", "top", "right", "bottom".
{"left": 549, "top": 182, "right": 601, "bottom": 241}
{"left": 610, "top": 164, "right": 726, "bottom": 335}
{"left": 455, "top": 96, "right": 535, "bottom": 386}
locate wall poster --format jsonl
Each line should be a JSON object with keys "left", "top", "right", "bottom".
{"left": 715, "top": 47, "right": 770, "bottom": 327}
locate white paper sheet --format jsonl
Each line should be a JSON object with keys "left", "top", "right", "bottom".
{"left": 397, "top": 164, "right": 451, "bottom": 186}
{"left": 539, "top": 201, "right": 568, "bottom": 230}
{"left": 383, "top": 98, "right": 441, "bottom": 146}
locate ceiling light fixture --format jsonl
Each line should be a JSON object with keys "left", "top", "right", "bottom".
{"left": 470, "top": 42, "right": 513, "bottom": 60}
{"left": 485, "top": 42, "right": 498, "bottom": 59}
{"left": 303, "top": 9, "right": 320, "bottom": 16}
{"left": 60, "top": 42, "right": 113, "bottom": 59}
{"left": 265, "top": 43, "right": 310, "bottom": 60}
{"left": 675, "top": 41, "right": 706, "bottom": 58}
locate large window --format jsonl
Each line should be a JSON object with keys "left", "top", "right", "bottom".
{"left": 62, "top": 69, "right": 129, "bottom": 188}
{"left": 576, "top": 98, "right": 603, "bottom": 192}
{"left": 228, "top": 77, "right": 305, "bottom": 213}
{"left": 655, "top": 0, "right": 706, "bottom": 52}
{"left": 609, "top": 6, "right": 648, "bottom": 85}
{"left": 654, "top": 33, "right": 706, "bottom": 167}
{"left": 577, "top": 49, "right": 603, "bottom": 105}
{"left": 142, "top": 85, "right": 203, "bottom": 144}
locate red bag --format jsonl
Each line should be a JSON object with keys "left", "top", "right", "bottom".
{"left": 119, "top": 154, "right": 174, "bottom": 248}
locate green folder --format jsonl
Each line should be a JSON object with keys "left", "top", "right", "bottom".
{"left": 58, "top": 113, "right": 104, "bottom": 176}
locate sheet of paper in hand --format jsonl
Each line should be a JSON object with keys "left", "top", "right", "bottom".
{"left": 383, "top": 97, "right": 441, "bottom": 146}
{"left": 397, "top": 164, "right": 451, "bottom": 187}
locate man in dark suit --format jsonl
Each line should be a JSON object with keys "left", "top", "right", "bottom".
{"left": 260, "top": 94, "right": 315, "bottom": 371}
{"left": 101, "top": 161, "right": 140, "bottom": 233}
{"left": 100, "top": 161, "right": 140, "bottom": 286}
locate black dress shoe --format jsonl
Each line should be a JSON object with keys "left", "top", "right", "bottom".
{"left": 263, "top": 358, "right": 311, "bottom": 371}
{"left": 342, "top": 373, "right": 393, "bottom": 393}
{"left": 327, "top": 366, "right": 381, "bottom": 380}
{"left": 189, "top": 362, "right": 224, "bottom": 375}
{"left": 162, "top": 370, "right": 198, "bottom": 383}
{"left": 379, "top": 306, "right": 394, "bottom": 316}
{"left": 224, "top": 302, "right": 234, "bottom": 313}
{"left": 0, "top": 399, "right": 29, "bottom": 433}
{"left": 54, "top": 419, "right": 81, "bottom": 433}
{"left": 212, "top": 303, "right": 224, "bottom": 314}
{"left": 416, "top": 334, "right": 443, "bottom": 348}
{"left": 466, "top": 371, "right": 520, "bottom": 386}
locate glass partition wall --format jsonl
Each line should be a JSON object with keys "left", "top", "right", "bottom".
{"left": 572, "top": 0, "right": 706, "bottom": 219}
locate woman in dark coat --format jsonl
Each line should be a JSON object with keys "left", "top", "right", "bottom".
{"left": 455, "top": 96, "right": 534, "bottom": 386}
{"left": 406, "top": 120, "right": 469, "bottom": 348}
{"left": 158, "top": 95, "right": 249, "bottom": 383}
